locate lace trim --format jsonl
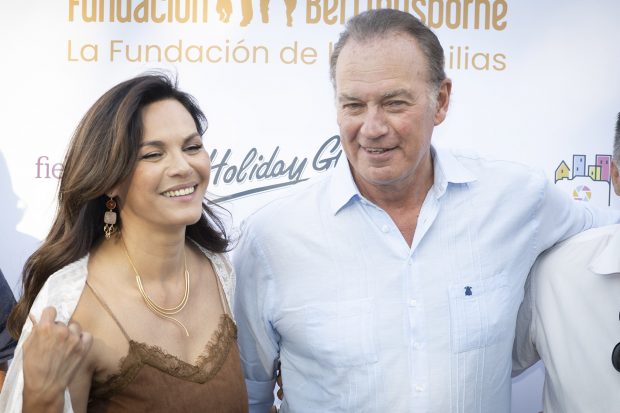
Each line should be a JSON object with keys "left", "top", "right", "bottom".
{"left": 89, "top": 314, "right": 237, "bottom": 401}
{"left": 197, "top": 247, "right": 236, "bottom": 315}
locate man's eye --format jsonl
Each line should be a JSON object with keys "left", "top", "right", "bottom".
{"left": 343, "top": 103, "right": 362, "bottom": 110}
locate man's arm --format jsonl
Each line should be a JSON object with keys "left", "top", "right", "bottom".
{"left": 512, "top": 262, "right": 540, "bottom": 376}
{"left": 233, "top": 223, "right": 280, "bottom": 413}
{"left": 535, "top": 175, "right": 620, "bottom": 252}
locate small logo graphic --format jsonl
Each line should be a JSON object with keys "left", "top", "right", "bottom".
{"left": 464, "top": 286, "right": 473, "bottom": 296}
{"left": 554, "top": 154, "right": 612, "bottom": 206}
{"left": 572, "top": 185, "right": 592, "bottom": 201}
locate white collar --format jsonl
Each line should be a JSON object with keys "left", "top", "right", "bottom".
{"left": 328, "top": 145, "right": 477, "bottom": 215}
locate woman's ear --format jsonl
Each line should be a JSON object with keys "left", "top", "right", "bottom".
{"left": 106, "top": 184, "right": 122, "bottom": 201}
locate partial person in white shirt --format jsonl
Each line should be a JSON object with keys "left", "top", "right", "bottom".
{"left": 233, "top": 9, "right": 620, "bottom": 413}
{"left": 513, "top": 112, "right": 620, "bottom": 413}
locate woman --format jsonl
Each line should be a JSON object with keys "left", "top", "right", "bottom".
{"left": 0, "top": 73, "right": 248, "bottom": 412}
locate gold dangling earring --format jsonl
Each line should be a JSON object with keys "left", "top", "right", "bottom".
{"left": 104, "top": 197, "right": 117, "bottom": 240}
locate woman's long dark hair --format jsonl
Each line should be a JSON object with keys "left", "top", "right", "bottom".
{"left": 8, "top": 73, "right": 229, "bottom": 338}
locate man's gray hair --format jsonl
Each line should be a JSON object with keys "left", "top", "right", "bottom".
{"left": 329, "top": 9, "right": 446, "bottom": 92}
{"left": 614, "top": 113, "right": 620, "bottom": 162}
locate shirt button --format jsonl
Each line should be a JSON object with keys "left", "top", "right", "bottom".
{"left": 415, "top": 384, "right": 425, "bottom": 392}
{"left": 413, "top": 342, "right": 422, "bottom": 350}
{"left": 409, "top": 299, "right": 418, "bottom": 307}
{"left": 381, "top": 225, "right": 389, "bottom": 233}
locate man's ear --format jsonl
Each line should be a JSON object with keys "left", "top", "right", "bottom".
{"left": 434, "top": 78, "right": 451, "bottom": 126}
{"left": 611, "top": 160, "right": 620, "bottom": 196}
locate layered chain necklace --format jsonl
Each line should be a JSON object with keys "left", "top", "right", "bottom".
{"left": 121, "top": 237, "right": 190, "bottom": 336}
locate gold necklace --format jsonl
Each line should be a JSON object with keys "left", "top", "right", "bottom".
{"left": 121, "top": 237, "right": 190, "bottom": 336}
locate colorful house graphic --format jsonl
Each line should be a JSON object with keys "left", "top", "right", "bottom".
{"left": 554, "top": 154, "right": 612, "bottom": 206}
{"left": 588, "top": 165, "right": 601, "bottom": 181}
{"left": 555, "top": 161, "right": 570, "bottom": 181}
{"left": 596, "top": 155, "right": 611, "bottom": 181}
{"left": 573, "top": 154, "right": 586, "bottom": 176}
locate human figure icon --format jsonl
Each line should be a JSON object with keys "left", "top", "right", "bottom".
{"left": 284, "top": 0, "right": 296, "bottom": 26}
{"left": 217, "top": 0, "right": 232, "bottom": 22}
{"left": 240, "top": 0, "right": 297, "bottom": 27}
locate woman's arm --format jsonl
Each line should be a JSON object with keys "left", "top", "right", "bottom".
{"left": 67, "top": 344, "right": 95, "bottom": 413}
{"left": 22, "top": 307, "right": 92, "bottom": 413}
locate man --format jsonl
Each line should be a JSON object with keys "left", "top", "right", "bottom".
{"left": 233, "top": 9, "right": 619, "bottom": 412}
{"left": 513, "top": 113, "right": 620, "bottom": 412}
{"left": 0, "top": 269, "right": 17, "bottom": 391}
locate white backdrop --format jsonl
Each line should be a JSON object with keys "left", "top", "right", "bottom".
{"left": 2, "top": 1, "right": 620, "bottom": 411}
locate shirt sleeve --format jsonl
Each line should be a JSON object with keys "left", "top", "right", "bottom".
{"left": 233, "top": 220, "right": 280, "bottom": 413}
{"left": 511, "top": 174, "right": 619, "bottom": 376}
{"left": 534, "top": 173, "right": 620, "bottom": 252}
{"left": 512, "top": 262, "right": 539, "bottom": 376}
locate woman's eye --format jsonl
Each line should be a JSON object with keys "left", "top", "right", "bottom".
{"left": 185, "top": 143, "right": 203, "bottom": 152}
{"left": 141, "top": 152, "right": 161, "bottom": 160}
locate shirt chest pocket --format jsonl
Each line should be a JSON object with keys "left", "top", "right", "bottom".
{"left": 302, "top": 298, "right": 378, "bottom": 367}
{"left": 448, "top": 273, "right": 512, "bottom": 353}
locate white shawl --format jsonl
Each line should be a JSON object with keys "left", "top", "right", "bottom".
{"left": 0, "top": 249, "right": 236, "bottom": 413}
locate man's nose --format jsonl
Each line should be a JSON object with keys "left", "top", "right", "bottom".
{"left": 360, "top": 107, "right": 388, "bottom": 138}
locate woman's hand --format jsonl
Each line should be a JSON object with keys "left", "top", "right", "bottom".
{"left": 22, "top": 306, "right": 92, "bottom": 413}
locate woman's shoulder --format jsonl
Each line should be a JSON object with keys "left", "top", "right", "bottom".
{"left": 30, "top": 255, "right": 90, "bottom": 323}
{"left": 191, "top": 243, "right": 232, "bottom": 276}
{"left": 191, "top": 242, "right": 236, "bottom": 311}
